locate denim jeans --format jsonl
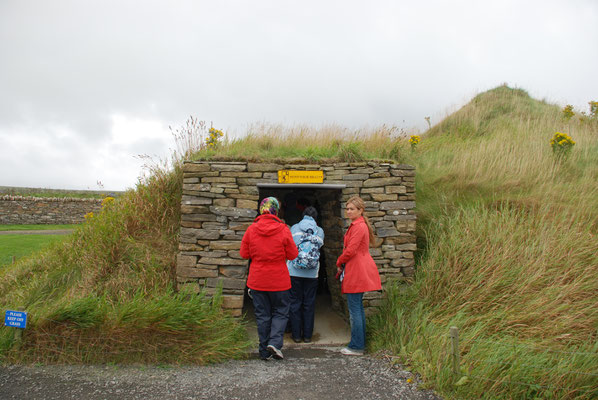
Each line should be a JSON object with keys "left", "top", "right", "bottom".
{"left": 252, "top": 289, "right": 290, "bottom": 358}
{"left": 289, "top": 276, "right": 318, "bottom": 340}
{"left": 346, "top": 292, "right": 366, "bottom": 350}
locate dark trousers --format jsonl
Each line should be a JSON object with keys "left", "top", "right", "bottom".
{"left": 252, "top": 289, "right": 290, "bottom": 358}
{"left": 289, "top": 276, "right": 318, "bottom": 340}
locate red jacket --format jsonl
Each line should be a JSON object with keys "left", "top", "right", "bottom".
{"left": 241, "top": 214, "right": 298, "bottom": 291}
{"left": 336, "top": 217, "right": 382, "bottom": 294}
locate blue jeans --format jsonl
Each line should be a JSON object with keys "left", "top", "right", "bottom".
{"left": 289, "top": 276, "right": 318, "bottom": 340}
{"left": 252, "top": 289, "right": 290, "bottom": 358}
{"left": 346, "top": 292, "right": 366, "bottom": 350}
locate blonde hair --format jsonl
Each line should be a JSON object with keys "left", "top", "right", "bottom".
{"left": 347, "top": 196, "right": 380, "bottom": 248}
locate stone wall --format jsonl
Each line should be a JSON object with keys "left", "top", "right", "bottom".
{"left": 177, "top": 160, "right": 416, "bottom": 317}
{"left": 0, "top": 195, "right": 103, "bottom": 225}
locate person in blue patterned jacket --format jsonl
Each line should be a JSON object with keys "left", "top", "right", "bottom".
{"left": 287, "top": 206, "right": 324, "bottom": 343}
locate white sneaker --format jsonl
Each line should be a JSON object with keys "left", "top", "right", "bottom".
{"left": 267, "top": 345, "right": 284, "bottom": 360}
{"left": 341, "top": 347, "right": 364, "bottom": 356}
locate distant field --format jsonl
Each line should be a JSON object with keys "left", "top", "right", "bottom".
{"left": 0, "top": 234, "right": 69, "bottom": 266}
{"left": 0, "top": 224, "right": 77, "bottom": 231}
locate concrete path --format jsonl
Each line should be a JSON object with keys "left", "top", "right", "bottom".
{"left": 244, "top": 294, "right": 351, "bottom": 347}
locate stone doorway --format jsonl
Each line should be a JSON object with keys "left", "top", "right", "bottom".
{"left": 253, "top": 184, "right": 346, "bottom": 318}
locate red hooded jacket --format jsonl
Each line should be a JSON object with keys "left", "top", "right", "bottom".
{"left": 241, "top": 214, "right": 298, "bottom": 291}
{"left": 336, "top": 216, "right": 382, "bottom": 294}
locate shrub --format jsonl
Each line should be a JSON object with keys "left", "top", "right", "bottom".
{"left": 562, "top": 104, "right": 574, "bottom": 121}
{"left": 409, "top": 135, "right": 421, "bottom": 151}
{"left": 549, "top": 132, "right": 575, "bottom": 159}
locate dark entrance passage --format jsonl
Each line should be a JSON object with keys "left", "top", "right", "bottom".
{"left": 242, "top": 184, "right": 348, "bottom": 343}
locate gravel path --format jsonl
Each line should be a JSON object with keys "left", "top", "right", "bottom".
{"left": 0, "top": 347, "right": 441, "bottom": 400}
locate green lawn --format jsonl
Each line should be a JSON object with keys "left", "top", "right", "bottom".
{"left": 0, "top": 234, "right": 70, "bottom": 266}
{"left": 0, "top": 224, "right": 77, "bottom": 231}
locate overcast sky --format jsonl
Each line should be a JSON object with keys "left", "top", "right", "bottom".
{"left": 1, "top": 0, "right": 597, "bottom": 191}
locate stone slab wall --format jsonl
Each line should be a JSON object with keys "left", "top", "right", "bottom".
{"left": 0, "top": 196, "right": 103, "bottom": 225}
{"left": 177, "top": 160, "right": 416, "bottom": 317}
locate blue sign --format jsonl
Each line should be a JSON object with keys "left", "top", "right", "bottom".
{"left": 4, "top": 310, "right": 27, "bottom": 329}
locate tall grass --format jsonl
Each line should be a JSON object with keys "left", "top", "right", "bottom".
{"left": 191, "top": 123, "right": 407, "bottom": 162}
{"left": 0, "top": 120, "right": 251, "bottom": 364}
{"left": 370, "top": 86, "right": 598, "bottom": 399}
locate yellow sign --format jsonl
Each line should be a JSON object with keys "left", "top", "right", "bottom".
{"left": 278, "top": 170, "right": 324, "bottom": 184}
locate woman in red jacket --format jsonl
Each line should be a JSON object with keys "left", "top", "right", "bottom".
{"left": 241, "top": 197, "right": 298, "bottom": 361}
{"left": 336, "top": 196, "right": 381, "bottom": 355}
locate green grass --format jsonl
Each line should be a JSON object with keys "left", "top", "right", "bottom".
{"left": 0, "top": 156, "right": 251, "bottom": 364}
{"left": 0, "top": 234, "right": 69, "bottom": 267}
{"left": 0, "top": 224, "right": 77, "bottom": 231}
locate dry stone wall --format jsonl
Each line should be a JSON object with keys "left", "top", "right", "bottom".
{"left": 177, "top": 160, "right": 416, "bottom": 317}
{"left": 0, "top": 196, "right": 103, "bottom": 225}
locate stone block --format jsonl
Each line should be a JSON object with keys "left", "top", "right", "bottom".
{"left": 363, "top": 177, "right": 402, "bottom": 187}
{"left": 237, "top": 199, "right": 258, "bottom": 209}
{"left": 206, "top": 277, "right": 246, "bottom": 290}
{"left": 183, "top": 163, "right": 210, "bottom": 172}
{"left": 213, "top": 198, "right": 235, "bottom": 207}
{"left": 352, "top": 168, "right": 374, "bottom": 174}
{"left": 343, "top": 174, "right": 369, "bottom": 181}
{"left": 183, "top": 183, "right": 211, "bottom": 192}
{"left": 221, "top": 171, "right": 262, "bottom": 178}
{"left": 370, "top": 172, "right": 391, "bottom": 178}
{"left": 379, "top": 201, "right": 416, "bottom": 211}
{"left": 229, "top": 221, "right": 252, "bottom": 231}
{"left": 178, "top": 243, "right": 203, "bottom": 251}
{"left": 180, "top": 221, "right": 202, "bottom": 229}
{"left": 390, "top": 169, "right": 416, "bottom": 177}
{"left": 219, "top": 266, "right": 247, "bottom": 279}
{"left": 176, "top": 265, "right": 218, "bottom": 278}
{"left": 194, "top": 229, "right": 221, "bottom": 240}
{"left": 211, "top": 163, "right": 247, "bottom": 172}
{"left": 201, "top": 177, "right": 236, "bottom": 183}
{"left": 221, "top": 294, "right": 245, "bottom": 309}
{"left": 238, "top": 186, "right": 259, "bottom": 195}
{"left": 181, "top": 214, "right": 218, "bottom": 222}
{"left": 371, "top": 193, "right": 398, "bottom": 202}
{"left": 210, "top": 206, "right": 257, "bottom": 219}
{"left": 201, "top": 222, "right": 227, "bottom": 230}
{"left": 396, "top": 243, "right": 417, "bottom": 251}
{"left": 391, "top": 258, "right": 415, "bottom": 267}
{"left": 386, "top": 185, "right": 407, "bottom": 194}
{"left": 197, "top": 250, "right": 228, "bottom": 258}
{"left": 199, "top": 257, "right": 247, "bottom": 266}
{"left": 374, "top": 221, "right": 394, "bottom": 228}
{"left": 383, "top": 250, "right": 403, "bottom": 259}
{"left": 177, "top": 254, "right": 197, "bottom": 267}
{"left": 247, "top": 163, "right": 282, "bottom": 172}
{"left": 376, "top": 227, "right": 400, "bottom": 237}
{"left": 228, "top": 250, "right": 242, "bottom": 258}
{"left": 181, "top": 196, "right": 213, "bottom": 206}
{"left": 180, "top": 205, "right": 210, "bottom": 214}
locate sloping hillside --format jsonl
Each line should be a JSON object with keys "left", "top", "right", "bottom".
{"left": 370, "top": 85, "right": 598, "bottom": 399}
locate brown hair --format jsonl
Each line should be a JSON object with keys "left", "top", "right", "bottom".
{"left": 347, "top": 196, "right": 381, "bottom": 248}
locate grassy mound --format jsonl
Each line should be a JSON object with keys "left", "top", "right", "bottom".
{"left": 370, "top": 86, "right": 598, "bottom": 399}
{"left": 0, "top": 163, "right": 250, "bottom": 364}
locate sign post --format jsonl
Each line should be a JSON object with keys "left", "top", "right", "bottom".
{"left": 5, "top": 309, "right": 27, "bottom": 349}
{"left": 278, "top": 170, "right": 324, "bottom": 184}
